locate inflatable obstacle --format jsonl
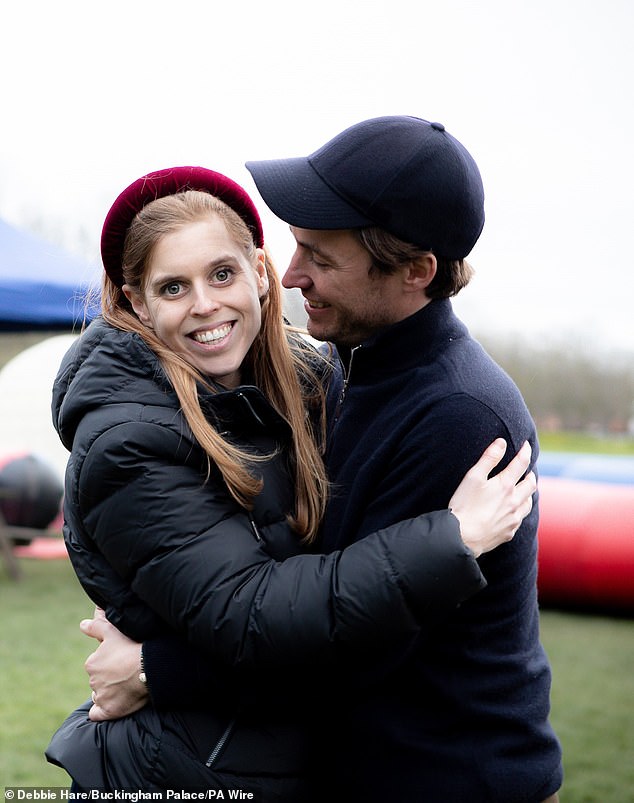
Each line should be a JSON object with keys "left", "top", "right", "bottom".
{"left": 536, "top": 452, "right": 634, "bottom": 611}
{"left": 0, "top": 452, "right": 63, "bottom": 545}
{"left": 0, "top": 333, "right": 77, "bottom": 480}
{"left": 538, "top": 451, "right": 634, "bottom": 485}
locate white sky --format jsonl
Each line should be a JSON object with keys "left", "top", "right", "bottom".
{"left": 2, "top": 0, "right": 633, "bottom": 356}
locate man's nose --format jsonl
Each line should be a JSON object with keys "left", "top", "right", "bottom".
{"left": 282, "top": 253, "right": 311, "bottom": 290}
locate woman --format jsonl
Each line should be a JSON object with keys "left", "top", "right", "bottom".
{"left": 46, "top": 166, "right": 535, "bottom": 796}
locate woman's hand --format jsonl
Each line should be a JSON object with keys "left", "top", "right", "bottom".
{"left": 449, "top": 439, "right": 536, "bottom": 558}
{"left": 81, "top": 607, "right": 149, "bottom": 722}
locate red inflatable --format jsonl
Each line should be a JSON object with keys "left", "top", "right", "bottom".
{"left": 537, "top": 477, "right": 634, "bottom": 611}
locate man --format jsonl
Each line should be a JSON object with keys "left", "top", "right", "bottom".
{"left": 244, "top": 116, "right": 562, "bottom": 802}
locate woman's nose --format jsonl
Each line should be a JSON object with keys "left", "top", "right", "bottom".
{"left": 190, "top": 284, "right": 220, "bottom": 315}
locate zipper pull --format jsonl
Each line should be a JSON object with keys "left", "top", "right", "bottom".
{"left": 249, "top": 515, "right": 262, "bottom": 541}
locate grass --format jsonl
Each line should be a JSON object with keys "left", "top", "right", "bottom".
{"left": 538, "top": 430, "right": 634, "bottom": 455}
{"left": 0, "top": 557, "right": 90, "bottom": 788}
{"left": 540, "top": 610, "right": 634, "bottom": 802}
{"left": 1, "top": 557, "right": 634, "bottom": 799}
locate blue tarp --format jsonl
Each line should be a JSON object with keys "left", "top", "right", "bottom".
{"left": 0, "top": 218, "right": 100, "bottom": 330}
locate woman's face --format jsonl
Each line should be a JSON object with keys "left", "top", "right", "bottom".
{"left": 124, "top": 215, "right": 268, "bottom": 388}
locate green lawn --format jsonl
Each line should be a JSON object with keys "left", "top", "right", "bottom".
{"left": 540, "top": 610, "right": 634, "bottom": 802}
{"left": 1, "top": 556, "right": 634, "bottom": 799}
{"left": 0, "top": 557, "right": 90, "bottom": 787}
{"left": 538, "top": 431, "right": 634, "bottom": 456}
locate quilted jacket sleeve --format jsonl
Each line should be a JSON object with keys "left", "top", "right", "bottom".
{"left": 77, "top": 420, "right": 485, "bottom": 670}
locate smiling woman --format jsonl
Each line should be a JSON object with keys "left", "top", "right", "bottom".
{"left": 97, "top": 167, "right": 328, "bottom": 525}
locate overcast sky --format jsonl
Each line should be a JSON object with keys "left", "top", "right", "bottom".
{"left": 2, "top": 0, "right": 633, "bottom": 356}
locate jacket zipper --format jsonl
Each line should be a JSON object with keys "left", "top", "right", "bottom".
{"left": 249, "top": 514, "right": 262, "bottom": 541}
{"left": 206, "top": 717, "right": 237, "bottom": 767}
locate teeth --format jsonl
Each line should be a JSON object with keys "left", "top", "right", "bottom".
{"left": 308, "top": 301, "right": 328, "bottom": 309}
{"left": 192, "top": 324, "right": 232, "bottom": 343}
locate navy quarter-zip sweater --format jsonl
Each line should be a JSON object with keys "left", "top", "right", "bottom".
{"left": 317, "top": 298, "right": 562, "bottom": 802}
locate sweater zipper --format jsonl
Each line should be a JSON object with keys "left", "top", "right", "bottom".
{"left": 333, "top": 345, "right": 361, "bottom": 425}
{"left": 206, "top": 717, "right": 237, "bottom": 767}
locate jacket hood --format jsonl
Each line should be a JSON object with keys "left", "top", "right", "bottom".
{"left": 52, "top": 318, "right": 177, "bottom": 452}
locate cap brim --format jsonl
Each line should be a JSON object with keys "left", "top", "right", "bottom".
{"left": 245, "top": 156, "right": 373, "bottom": 231}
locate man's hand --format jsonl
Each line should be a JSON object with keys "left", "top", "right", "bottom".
{"left": 81, "top": 607, "right": 149, "bottom": 722}
{"left": 449, "top": 439, "right": 536, "bottom": 558}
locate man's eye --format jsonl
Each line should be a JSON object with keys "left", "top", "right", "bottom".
{"left": 310, "top": 254, "right": 328, "bottom": 268}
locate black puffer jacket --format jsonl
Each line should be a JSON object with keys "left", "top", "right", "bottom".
{"left": 46, "top": 318, "right": 485, "bottom": 797}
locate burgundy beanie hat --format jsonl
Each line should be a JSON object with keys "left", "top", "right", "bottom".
{"left": 101, "top": 166, "right": 264, "bottom": 287}
{"left": 246, "top": 116, "right": 484, "bottom": 260}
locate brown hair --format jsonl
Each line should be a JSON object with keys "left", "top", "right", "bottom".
{"left": 101, "top": 190, "right": 330, "bottom": 543}
{"left": 355, "top": 226, "right": 474, "bottom": 298}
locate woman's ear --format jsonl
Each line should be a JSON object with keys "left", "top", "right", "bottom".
{"left": 255, "top": 249, "right": 270, "bottom": 298}
{"left": 122, "top": 285, "right": 153, "bottom": 328}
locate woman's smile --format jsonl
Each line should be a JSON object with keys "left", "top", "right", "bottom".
{"left": 189, "top": 322, "right": 234, "bottom": 345}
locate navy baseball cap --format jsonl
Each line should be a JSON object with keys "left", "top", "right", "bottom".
{"left": 246, "top": 116, "right": 485, "bottom": 260}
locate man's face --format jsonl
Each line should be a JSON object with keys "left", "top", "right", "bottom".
{"left": 282, "top": 227, "right": 411, "bottom": 347}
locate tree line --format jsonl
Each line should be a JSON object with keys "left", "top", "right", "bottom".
{"left": 480, "top": 335, "right": 634, "bottom": 435}
{"left": 1, "top": 328, "right": 632, "bottom": 437}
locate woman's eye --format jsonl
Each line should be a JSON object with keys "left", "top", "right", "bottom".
{"left": 163, "top": 282, "right": 182, "bottom": 296}
{"left": 213, "top": 268, "right": 233, "bottom": 283}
